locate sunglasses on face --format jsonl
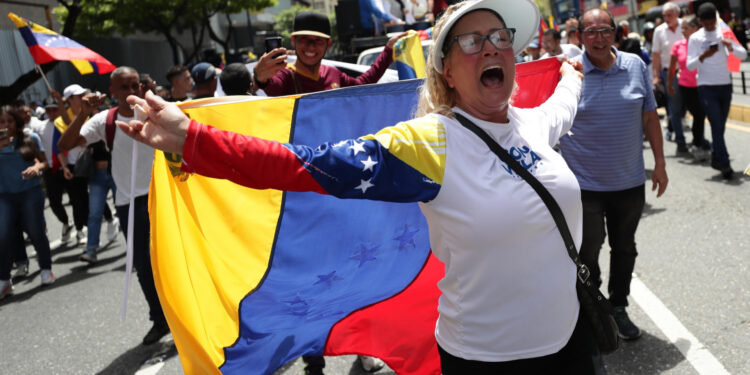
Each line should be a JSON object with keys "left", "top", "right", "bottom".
{"left": 444, "top": 28, "right": 516, "bottom": 55}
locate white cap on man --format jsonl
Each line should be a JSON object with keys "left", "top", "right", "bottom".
{"left": 62, "top": 84, "right": 87, "bottom": 100}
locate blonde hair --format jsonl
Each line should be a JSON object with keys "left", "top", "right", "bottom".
{"left": 416, "top": 3, "right": 466, "bottom": 118}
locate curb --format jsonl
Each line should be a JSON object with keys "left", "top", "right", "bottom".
{"left": 729, "top": 103, "right": 750, "bottom": 123}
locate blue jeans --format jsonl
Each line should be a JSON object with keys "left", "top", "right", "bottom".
{"left": 0, "top": 186, "right": 52, "bottom": 280}
{"left": 698, "top": 84, "right": 732, "bottom": 166}
{"left": 115, "top": 195, "right": 166, "bottom": 324}
{"left": 86, "top": 168, "right": 117, "bottom": 252}
{"left": 662, "top": 69, "right": 686, "bottom": 146}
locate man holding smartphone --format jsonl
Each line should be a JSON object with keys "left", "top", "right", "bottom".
{"left": 252, "top": 11, "right": 405, "bottom": 96}
{"left": 686, "top": 2, "right": 747, "bottom": 179}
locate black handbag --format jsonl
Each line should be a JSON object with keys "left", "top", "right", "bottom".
{"left": 74, "top": 146, "right": 94, "bottom": 177}
{"left": 454, "top": 113, "right": 620, "bottom": 354}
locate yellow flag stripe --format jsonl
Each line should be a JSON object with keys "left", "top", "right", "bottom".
{"left": 151, "top": 96, "right": 299, "bottom": 372}
{"left": 362, "top": 115, "right": 446, "bottom": 184}
{"left": 70, "top": 59, "right": 94, "bottom": 74}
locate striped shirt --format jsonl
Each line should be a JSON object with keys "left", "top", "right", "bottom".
{"left": 560, "top": 48, "right": 657, "bottom": 192}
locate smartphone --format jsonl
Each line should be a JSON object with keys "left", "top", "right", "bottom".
{"left": 710, "top": 43, "right": 719, "bottom": 50}
{"left": 265, "top": 37, "right": 283, "bottom": 53}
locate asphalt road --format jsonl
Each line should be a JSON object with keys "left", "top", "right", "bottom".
{"left": 1, "top": 119, "right": 748, "bottom": 375}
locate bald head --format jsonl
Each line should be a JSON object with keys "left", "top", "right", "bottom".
{"left": 581, "top": 8, "right": 615, "bottom": 30}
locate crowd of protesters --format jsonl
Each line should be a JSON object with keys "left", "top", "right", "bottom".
{"left": 0, "top": 2, "right": 747, "bottom": 374}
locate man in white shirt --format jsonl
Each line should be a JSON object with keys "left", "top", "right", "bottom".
{"left": 686, "top": 3, "right": 747, "bottom": 179}
{"left": 540, "top": 28, "right": 583, "bottom": 59}
{"left": 651, "top": 3, "right": 686, "bottom": 152}
{"left": 57, "top": 66, "right": 170, "bottom": 345}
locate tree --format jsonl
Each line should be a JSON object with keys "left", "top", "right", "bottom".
{"left": 0, "top": 0, "right": 83, "bottom": 104}
{"left": 273, "top": 5, "right": 315, "bottom": 47}
{"left": 55, "top": 0, "right": 276, "bottom": 65}
{"left": 201, "top": 0, "right": 275, "bottom": 57}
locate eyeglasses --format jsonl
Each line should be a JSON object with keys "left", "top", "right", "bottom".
{"left": 582, "top": 27, "right": 614, "bottom": 39}
{"left": 444, "top": 28, "right": 516, "bottom": 55}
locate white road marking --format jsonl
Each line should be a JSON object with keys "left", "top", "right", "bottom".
{"left": 630, "top": 275, "right": 730, "bottom": 375}
{"left": 134, "top": 362, "right": 164, "bottom": 375}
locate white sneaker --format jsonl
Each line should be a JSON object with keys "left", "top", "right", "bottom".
{"left": 0, "top": 279, "right": 12, "bottom": 300}
{"left": 12, "top": 263, "right": 29, "bottom": 279}
{"left": 360, "top": 356, "right": 385, "bottom": 372}
{"left": 104, "top": 218, "right": 120, "bottom": 245}
{"left": 40, "top": 269, "right": 55, "bottom": 285}
{"left": 60, "top": 222, "right": 73, "bottom": 243}
{"left": 76, "top": 228, "right": 87, "bottom": 245}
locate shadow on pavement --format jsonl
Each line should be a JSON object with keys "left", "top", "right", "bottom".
{"left": 603, "top": 331, "right": 685, "bottom": 374}
{"left": 0, "top": 266, "right": 109, "bottom": 307}
{"left": 95, "top": 339, "right": 178, "bottom": 375}
{"left": 641, "top": 202, "right": 666, "bottom": 218}
{"left": 705, "top": 171, "right": 749, "bottom": 185}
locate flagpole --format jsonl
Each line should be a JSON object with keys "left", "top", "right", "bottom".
{"left": 34, "top": 64, "right": 54, "bottom": 93}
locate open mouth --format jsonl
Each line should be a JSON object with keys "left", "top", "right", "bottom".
{"left": 480, "top": 66, "right": 504, "bottom": 88}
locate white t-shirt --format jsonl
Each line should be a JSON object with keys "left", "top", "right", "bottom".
{"left": 29, "top": 117, "right": 54, "bottom": 164}
{"left": 686, "top": 27, "right": 748, "bottom": 86}
{"left": 652, "top": 20, "right": 684, "bottom": 69}
{"left": 541, "top": 44, "right": 583, "bottom": 59}
{"left": 419, "top": 76, "right": 583, "bottom": 361}
{"left": 80, "top": 109, "right": 154, "bottom": 206}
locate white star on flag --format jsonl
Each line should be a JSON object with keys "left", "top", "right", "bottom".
{"left": 355, "top": 178, "right": 375, "bottom": 193}
{"left": 349, "top": 141, "right": 366, "bottom": 156}
{"left": 360, "top": 156, "right": 378, "bottom": 172}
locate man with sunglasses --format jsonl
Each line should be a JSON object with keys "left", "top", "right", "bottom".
{"left": 560, "top": 8, "right": 668, "bottom": 342}
{"left": 253, "top": 11, "right": 405, "bottom": 96}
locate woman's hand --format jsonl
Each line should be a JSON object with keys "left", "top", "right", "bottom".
{"left": 559, "top": 58, "right": 583, "bottom": 81}
{"left": 21, "top": 165, "right": 42, "bottom": 179}
{"left": 116, "top": 91, "right": 191, "bottom": 155}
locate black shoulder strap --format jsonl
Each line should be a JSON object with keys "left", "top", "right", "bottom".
{"left": 454, "top": 112, "right": 613, "bottom": 313}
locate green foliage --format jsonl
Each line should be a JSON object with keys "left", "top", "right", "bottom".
{"left": 53, "top": 0, "right": 118, "bottom": 38}
{"left": 273, "top": 5, "right": 315, "bottom": 47}
{"left": 535, "top": 0, "right": 552, "bottom": 20}
{"left": 54, "top": 0, "right": 276, "bottom": 41}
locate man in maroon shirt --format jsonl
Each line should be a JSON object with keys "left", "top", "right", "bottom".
{"left": 253, "top": 11, "right": 405, "bottom": 96}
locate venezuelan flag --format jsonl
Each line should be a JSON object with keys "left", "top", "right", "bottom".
{"left": 8, "top": 12, "right": 116, "bottom": 75}
{"left": 718, "top": 14, "right": 742, "bottom": 73}
{"left": 539, "top": 18, "right": 549, "bottom": 46}
{"left": 394, "top": 30, "right": 426, "bottom": 80}
{"left": 549, "top": 16, "right": 558, "bottom": 31}
{"left": 150, "top": 59, "right": 562, "bottom": 374}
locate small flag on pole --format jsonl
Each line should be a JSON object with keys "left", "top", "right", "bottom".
{"left": 8, "top": 12, "right": 116, "bottom": 75}
{"left": 394, "top": 30, "right": 426, "bottom": 80}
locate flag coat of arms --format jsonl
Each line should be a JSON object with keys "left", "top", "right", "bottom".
{"left": 150, "top": 59, "right": 562, "bottom": 374}
{"left": 8, "top": 12, "right": 116, "bottom": 75}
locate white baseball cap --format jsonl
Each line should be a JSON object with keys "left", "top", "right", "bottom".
{"left": 432, "top": 0, "right": 540, "bottom": 73}
{"left": 62, "top": 84, "right": 87, "bottom": 100}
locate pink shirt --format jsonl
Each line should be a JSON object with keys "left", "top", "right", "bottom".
{"left": 671, "top": 40, "right": 697, "bottom": 87}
